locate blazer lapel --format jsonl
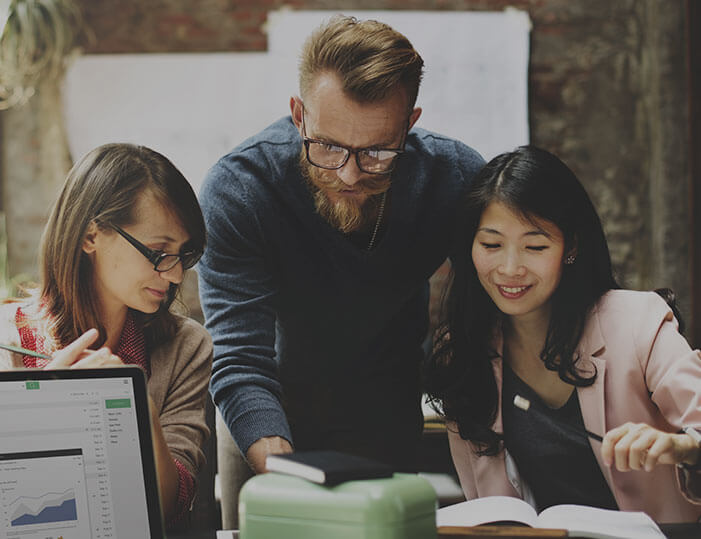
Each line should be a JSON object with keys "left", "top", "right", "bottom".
{"left": 576, "top": 305, "right": 612, "bottom": 487}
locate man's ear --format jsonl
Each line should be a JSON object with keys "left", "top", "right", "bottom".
{"left": 82, "top": 221, "right": 99, "bottom": 254}
{"left": 408, "top": 107, "right": 422, "bottom": 131}
{"left": 290, "top": 95, "right": 304, "bottom": 132}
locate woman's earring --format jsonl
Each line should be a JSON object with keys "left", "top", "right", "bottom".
{"left": 565, "top": 254, "right": 576, "bottom": 265}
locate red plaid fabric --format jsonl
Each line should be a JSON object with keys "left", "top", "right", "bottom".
{"left": 15, "top": 307, "right": 195, "bottom": 526}
{"left": 16, "top": 307, "right": 51, "bottom": 369}
{"left": 113, "top": 313, "right": 149, "bottom": 376}
{"left": 172, "top": 458, "right": 196, "bottom": 527}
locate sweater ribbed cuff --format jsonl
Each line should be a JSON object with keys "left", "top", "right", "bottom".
{"left": 228, "top": 407, "right": 293, "bottom": 457}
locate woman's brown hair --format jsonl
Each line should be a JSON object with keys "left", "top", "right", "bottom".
{"left": 36, "top": 143, "right": 206, "bottom": 351}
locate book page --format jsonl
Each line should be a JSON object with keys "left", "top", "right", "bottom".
{"left": 538, "top": 505, "right": 665, "bottom": 539}
{"left": 437, "top": 496, "right": 538, "bottom": 527}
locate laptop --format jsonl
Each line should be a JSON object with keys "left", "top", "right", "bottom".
{"left": 0, "top": 367, "right": 165, "bottom": 539}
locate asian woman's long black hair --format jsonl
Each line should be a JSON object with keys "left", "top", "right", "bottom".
{"left": 424, "top": 146, "right": 619, "bottom": 455}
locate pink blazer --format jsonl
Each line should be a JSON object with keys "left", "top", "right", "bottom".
{"left": 448, "top": 290, "right": 701, "bottom": 523}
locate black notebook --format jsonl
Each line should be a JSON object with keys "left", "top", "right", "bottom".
{"left": 265, "top": 450, "right": 393, "bottom": 486}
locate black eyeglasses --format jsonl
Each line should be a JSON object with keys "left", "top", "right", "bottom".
{"left": 110, "top": 224, "right": 202, "bottom": 272}
{"left": 301, "top": 105, "right": 405, "bottom": 174}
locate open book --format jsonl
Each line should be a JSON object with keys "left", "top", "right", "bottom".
{"left": 436, "top": 496, "right": 665, "bottom": 539}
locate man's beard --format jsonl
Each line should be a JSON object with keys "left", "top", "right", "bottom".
{"left": 299, "top": 152, "right": 391, "bottom": 233}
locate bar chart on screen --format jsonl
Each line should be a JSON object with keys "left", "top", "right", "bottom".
{"left": 0, "top": 449, "right": 91, "bottom": 539}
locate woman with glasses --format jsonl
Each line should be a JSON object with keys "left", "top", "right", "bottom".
{"left": 0, "top": 143, "right": 212, "bottom": 528}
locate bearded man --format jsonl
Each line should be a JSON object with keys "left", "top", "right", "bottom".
{"left": 198, "top": 15, "right": 484, "bottom": 526}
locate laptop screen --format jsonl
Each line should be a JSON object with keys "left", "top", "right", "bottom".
{"left": 0, "top": 367, "right": 164, "bottom": 539}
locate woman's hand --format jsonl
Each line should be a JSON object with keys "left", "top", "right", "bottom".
{"left": 44, "top": 329, "right": 124, "bottom": 369}
{"left": 602, "top": 422, "right": 700, "bottom": 472}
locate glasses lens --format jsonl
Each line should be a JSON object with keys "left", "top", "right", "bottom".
{"left": 307, "top": 141, "right": 348, "bottom": 169}
{"left": 154, "top": 251, "right": 202, "bottom": 272}
{"left": 155, "top": 254, "right": 181, "bottom": 272}
{"left": 181, "top": 251, "right": 202, "bottom": 270}
{"left": 358, "top": 149, "right": 400, "bottom": 174}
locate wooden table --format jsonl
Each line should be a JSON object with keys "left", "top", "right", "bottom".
{"left": 171, "top": 522, "right": 701, "bottom": 539}
{"left": 439, "top": 526, "right": 566, "bottom": 537}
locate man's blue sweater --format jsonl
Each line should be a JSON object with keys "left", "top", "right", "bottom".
{"left": 199, "top": 117, "right": 483, "bottom": 467}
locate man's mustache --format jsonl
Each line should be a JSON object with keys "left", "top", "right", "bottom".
{"left": 316, "top": 174, "right": 390, "bottom": 196}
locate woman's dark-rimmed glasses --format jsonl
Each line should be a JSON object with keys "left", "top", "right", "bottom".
{"left": 110, "top": 224, "right": 202, "bottom": 272}
{"left": 301, "top": 106, "right": 405, "bottom": 174}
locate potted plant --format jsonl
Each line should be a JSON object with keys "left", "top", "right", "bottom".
{"left": 1, "top": 0, "right": 83, "bottom": 110}
{"left": 0, "top": 0, "right": 84, "bottom": 282}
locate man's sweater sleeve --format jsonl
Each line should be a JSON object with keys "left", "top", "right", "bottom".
{"left": 197, "top": 156, "right": 292, "bottom": 456}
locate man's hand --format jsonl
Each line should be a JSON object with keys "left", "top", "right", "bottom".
{"left": 246, "top": 436, "right": 293, "bottom": 474}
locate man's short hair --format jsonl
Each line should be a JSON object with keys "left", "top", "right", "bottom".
{"left": 299, "top": 15, "right": 424, "bottom": 108}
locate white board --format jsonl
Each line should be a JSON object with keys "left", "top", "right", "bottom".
{"left": 63, "top": 9, "right": 530, "bottom": 193}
